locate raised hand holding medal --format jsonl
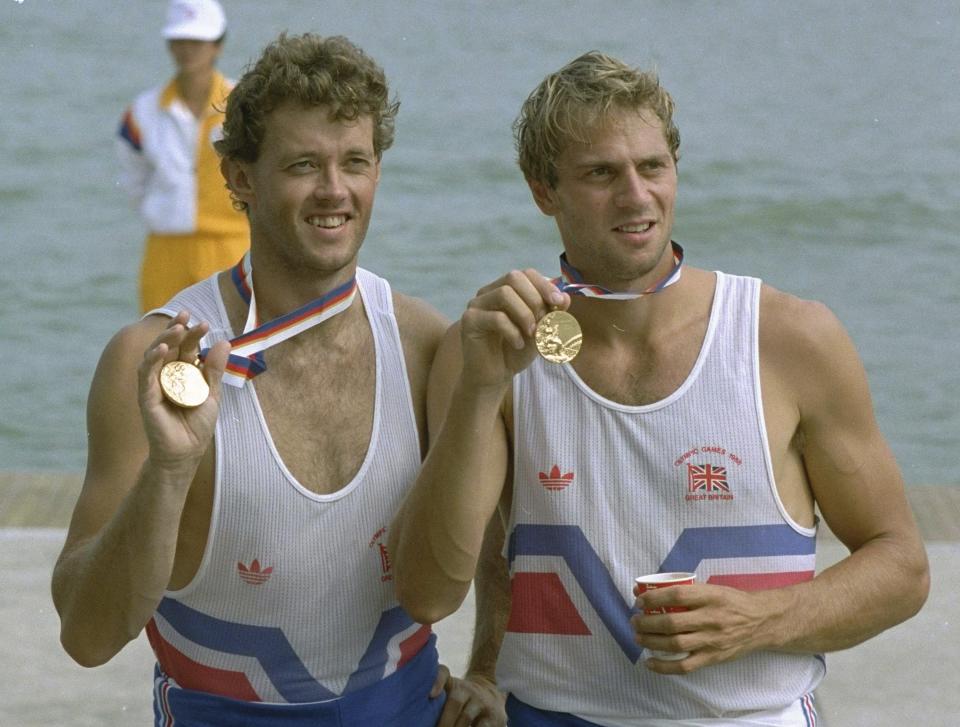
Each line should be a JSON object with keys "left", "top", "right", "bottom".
{"left": 536, "top": 241, "right": 684, "bottom": 364}
{"left": 137, "top": 311, "right": 233, "bottom": 475}
{"left": 149, "top": 311, "right": 221, "bottom": 410}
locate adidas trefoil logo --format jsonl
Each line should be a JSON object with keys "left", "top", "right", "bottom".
{"left": 539, "top": 465, "right": 574, "bottom": 491}
{"left": 237, "top": 559, "right": 273, "bottom": 585}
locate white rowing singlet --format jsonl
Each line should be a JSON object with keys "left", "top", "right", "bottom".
{"left": 499, "top": 272, "right": 824, "bottom": 724}
{"left": 144, "top": 268, "right": 431, "bottom": 703}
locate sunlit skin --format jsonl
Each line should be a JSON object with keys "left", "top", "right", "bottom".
{"left": 529, "top": 109, "right": 678, "bottom": 292}
{"left": 225, "top": 104, "right": 381, "bottom": 301}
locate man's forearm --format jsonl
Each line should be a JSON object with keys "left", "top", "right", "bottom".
{"left": 391, "top": 381, "right": 508, "bottom": 624}
{"left": 640, "top": 530, "right": 929, "bottom": 675}
{"left": 52, "top": 460, "right": 197, "bottom": 666}
{"left": 466, "top": 511, "right": 510, "bottom": 683}
{"left": 760, "top": 533, "right": 929, "bottom": 655}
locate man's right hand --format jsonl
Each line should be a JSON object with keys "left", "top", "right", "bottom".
{"left": 458, "top": 269, "right": 570, "bottom": 389}
{"left": 137, "top": 310, "right": 231, "bottom": 471}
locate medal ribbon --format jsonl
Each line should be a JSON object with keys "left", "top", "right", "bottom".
{"left": 553, "top": 241, "right": 684, "bottom": 299}
{"left": 204, "top": 253, "right": 358, "bottom": 387}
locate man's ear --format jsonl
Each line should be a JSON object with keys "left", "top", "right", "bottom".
{"left": 528, "top": 177, "right": 558, "bottom": 217}
{"left": 221, "top": 157, "right": 254, "bottom": 207}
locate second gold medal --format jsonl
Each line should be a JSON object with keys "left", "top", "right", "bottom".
{"left": 535, "top": 310, "right": 582, "bottom": 363}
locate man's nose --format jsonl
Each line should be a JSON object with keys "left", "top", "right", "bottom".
{"left": 313, "top": 165, "right": 347, "bottom": 203}
{"left": 615, "top": 168, "right": 652, "bottom": 208}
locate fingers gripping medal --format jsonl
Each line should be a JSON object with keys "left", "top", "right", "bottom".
{"left": 159, "top": 359, "right": 209, "bottom": 408}
{"left": 535, "top": 310, "right": 583, "bottom": 363}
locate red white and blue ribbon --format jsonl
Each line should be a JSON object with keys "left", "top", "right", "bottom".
{"left": 204, "top": 253, "right": 357, "bottom": 388}
{"left": 553, "top": 241, "right": 684, "bottom": 299}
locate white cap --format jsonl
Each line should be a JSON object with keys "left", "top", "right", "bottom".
{"left": 162, "top": 0, "right": 227, "bottom": 41}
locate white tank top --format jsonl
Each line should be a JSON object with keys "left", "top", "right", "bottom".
{"left": 144, "top": 268, "right": 432, "bottom": 703}
{"left": 499, "top": 272, "right": 823, "bottom": 724}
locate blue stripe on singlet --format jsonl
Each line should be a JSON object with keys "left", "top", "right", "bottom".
{"left": 658, "top": 525, "right": 815, "bottom": 574}
{"left": 154, "top": 633, "right": 445, "bottom": 726}
{"left": 156, "top": 597, "right": 334, "bottom": 702}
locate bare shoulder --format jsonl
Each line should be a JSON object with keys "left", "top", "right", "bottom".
{"left": 759, "top": 284, "right": 844, "bottom": 344}
{"left": 392, "top": 291, "right": 449, "bottom": 335}
{"left": 391, "top": 293, "right": 450, "bottom": 445}
{"left": 105, "top": 314, "right": 171, "bottom": 361}
{"left": 392, "top": 292, "right": 450, "bottom": 370}
{"left": 759, "top": 285, "right": 857, "bottom": 375}
{"left": 86, "top": 315, "right": 173, "bottom": 408}
{"left": 91, "top": 314, "right": 173, "bottom": 428}
{"left": 758, "top": 283, "right": 870, "bottom": 422}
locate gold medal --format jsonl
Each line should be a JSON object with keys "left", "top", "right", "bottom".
{"left": 535, "top": 310, "right": 582, "bottom": 363}
{"left": 159, "top": 360, "right": 209, "bottom": 408}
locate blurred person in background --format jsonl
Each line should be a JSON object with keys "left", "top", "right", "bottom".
{"left": 116, "top": 0, "right": 248, "bottom": 313}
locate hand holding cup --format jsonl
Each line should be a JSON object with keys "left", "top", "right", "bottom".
{"left": 634, "top": 572, "right": 696, "bottom": 661}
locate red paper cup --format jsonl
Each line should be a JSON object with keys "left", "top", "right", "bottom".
{"left": 634, "top": 571, "right": 696, "bottom": 660}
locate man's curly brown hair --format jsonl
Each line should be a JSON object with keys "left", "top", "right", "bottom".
{"left": 215, "top": 32, "right": 399, "bottom": 168}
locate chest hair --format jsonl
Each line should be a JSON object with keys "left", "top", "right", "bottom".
{"left": 252, "top": 325, "right": 376, "bottom": 494}
{"left": 575, "top": 327, "right": 704, "bottom": 406}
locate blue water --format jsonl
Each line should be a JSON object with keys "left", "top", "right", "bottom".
{"left": 2, "top": 0, "right": 958, "bottom": 484}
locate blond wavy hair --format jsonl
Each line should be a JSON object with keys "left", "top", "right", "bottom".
{"left": 514, "top": 51, "right": 680, "bottom": 187}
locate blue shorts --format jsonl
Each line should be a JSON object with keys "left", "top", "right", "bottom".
{"left": 506, "top": 695, "right": 601, "bottom": 726}
{"left": 506, "top": 693, "right": 819, "bottom": 726}
{"left": 153, "top": 636, "right": 445, "bottom": 726}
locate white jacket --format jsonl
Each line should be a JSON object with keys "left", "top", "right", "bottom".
{"left": 116, "top": 71, "right": 241, "bottom": 236}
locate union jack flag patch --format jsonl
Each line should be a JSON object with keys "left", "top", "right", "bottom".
{"left": 686, "top": 463, "right": 733, "bottom": 501}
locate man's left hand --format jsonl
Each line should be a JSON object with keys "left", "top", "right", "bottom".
{"left": 631, "top": 582, "right": 780, "bottom": 674}
{"left": 432, "top": 664, "right": 507, "bottom": 726}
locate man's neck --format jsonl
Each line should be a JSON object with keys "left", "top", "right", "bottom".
{"left": 244, "top": 254, "right": 359, "bottom": 326}
{"left": 568, "top": 267, "right": 711, "bottom": 349}
{"left": 569, "top": 288, "right": 671, "bottom": 348}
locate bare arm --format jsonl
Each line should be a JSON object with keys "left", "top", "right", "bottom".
{"left": 391, "top": 286, "right": 518, "bottom": 726}
{"left": 389, "top": 270, "right": 568, "bottom": 625}
{"left": 391, "top": 292, "right": 450, "bottom": 460}
{"left": 389, "top": 323, "right": 510, "bottom": 624}
{"left": 51, "top": 312, "right": 230, "bottom": 666}
{"left": 768, "top": 295, "right": 929, "bottom": 649}
{"left": 434, "top": 510, "right": 511, "bottom": 727}
{"left": 466, "top": 509, "right": 511, "bottom": 686}
{"left": 633, "top": 291, "right": 929, "bottom": 672}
